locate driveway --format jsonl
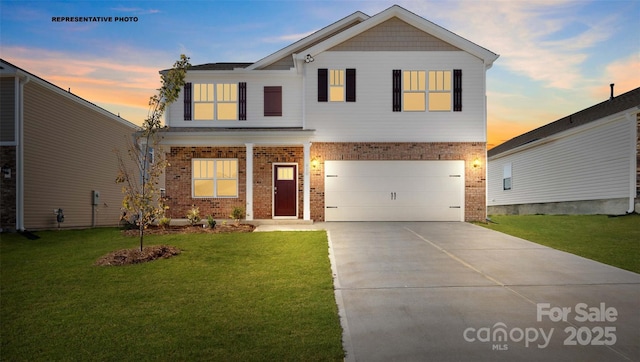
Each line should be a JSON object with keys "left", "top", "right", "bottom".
{"left": 324, "top": 222, "right": 640, "bottom": 362}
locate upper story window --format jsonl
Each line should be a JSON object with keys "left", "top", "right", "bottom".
{"left": 428, "top": 71, "right": 451, "bottom": 111}
{"left": 393, "top": 69, "right": 462, "bottom": 112}
{"left": 184, "top": 82, "right": 246, "bottom": 121}
{"left": 330, "top": 70, "right": 345, "bottom": 102}
{"left": 403, "top": 70, "right": 426, "bottom": 111}
{"left": 318, "top": 68, "right": 356, "bottom": 102}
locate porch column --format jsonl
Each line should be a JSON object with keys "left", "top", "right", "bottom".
{"left": 245, "top": 143, "right": 254, "bottom": 221}
{"left": 303, "top": 142, "right": 311, "bottom": 221}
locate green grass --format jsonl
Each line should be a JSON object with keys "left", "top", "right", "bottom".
{"left": 478, "top": 214, "right": 640, "bottom": 273}
{"left": 0, "top": 229, "right": 344, "bottom": 361}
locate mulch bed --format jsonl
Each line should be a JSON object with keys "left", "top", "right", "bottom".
{"left": 94, "top": 245, "right": 181, "bottom": 266}
{"left": 121, "top": 223, "right": 255, "bottom": 236}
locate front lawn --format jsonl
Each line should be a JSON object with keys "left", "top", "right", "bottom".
{"left": 479, "top": 214, "right": 640, "bottom": 273}
{"left": 0, "top": 228, "right": 344, "bottom": 361}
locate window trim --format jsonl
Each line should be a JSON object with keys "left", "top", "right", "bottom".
{"left": 191, "top": 83, "right": 241, "bottom": 121}
{"left": 428, "top": 70, "right": 452, "bottom": 112}
{"left": 192, "top": 158, "right": 239, "bottom": 198}
{"left": 402, "top": 70, "right": 426, "bottom": 112}
{"left": 503, "top": 163, "right": 512, "bottom": 191}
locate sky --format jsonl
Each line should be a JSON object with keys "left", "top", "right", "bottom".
{"left": 1, "top": 0, "right": 638, "bottom": 149}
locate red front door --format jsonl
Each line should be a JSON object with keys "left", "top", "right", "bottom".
{"left": 274, "top": 164, "right": 297, "bottom": 217}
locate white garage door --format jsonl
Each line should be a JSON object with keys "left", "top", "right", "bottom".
{"left": 325, "top": 160, "right": 464, "bottom": 221}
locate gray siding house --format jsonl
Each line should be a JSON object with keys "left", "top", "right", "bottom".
{"left": 487, "top": 86, "right": 640, "bottom": 215}
{"left": 0, "top": 59, "right": 139, "bottom": 231}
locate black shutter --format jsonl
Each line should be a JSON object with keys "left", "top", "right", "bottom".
{"left": 392, "top": 70, "right": 401, "bottom": 112}
{"left": 346, "top": 68, "right": 356, "bottom": 102}
{"left": 239, "top": 82, "right": 247, "bottom": 120}
{"left": 318, "top": 68, "right": 328, "bottom": 102}
{"left": 453, "top": 69, "right": 462, "bottom": 112}
{"left": 184, "top": 82, "right": 192, "bottom": 120}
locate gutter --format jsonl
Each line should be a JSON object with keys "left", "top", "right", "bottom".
{"left": 16, "top": 72, "right": 30, "bottom": 231}
{"left": 628, "top": 111, "right": 638, "bottom": 214}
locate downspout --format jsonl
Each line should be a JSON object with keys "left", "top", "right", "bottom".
{"left": 627, "top": 111, "right": 638, "bottom": 214}
{"left": 16, "top": 74, "right": 30, "bottom": 231}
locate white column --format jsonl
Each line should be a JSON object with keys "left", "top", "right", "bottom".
{"left": 245, "top": 143, "right": 254, "bottom": 221}
{"left": 303, "top": 142, "right": 311, "bottom": 221}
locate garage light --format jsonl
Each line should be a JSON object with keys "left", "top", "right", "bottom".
{"left": 472, "top": 158, "right": 481, "bottom": 168}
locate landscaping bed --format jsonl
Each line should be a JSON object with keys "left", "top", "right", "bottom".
{"left": 122, "top": 223, "right": 255, "bottom": 236}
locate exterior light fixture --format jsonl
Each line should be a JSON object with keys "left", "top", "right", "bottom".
{"left": 472, "top": 158, "right": 481, "bottom": 168}
{"left": 305, "top": 54, "right": 314, "bottom": 63}
{"left": 311, "top": 157, "right": 320, "bottom": 168}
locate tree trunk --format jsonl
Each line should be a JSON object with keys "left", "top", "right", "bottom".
{"left": 139, "top": 213, "right": 144, "bottom": 252}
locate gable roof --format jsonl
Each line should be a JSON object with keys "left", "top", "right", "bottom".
{"left": 488, "top": 87, "right": 640, "bottom": 157}
{"left": 294, "top": 5, "right": 499, "bottom": 68}
{"left": 247, "top": 10, "right": 369, "bottom": 70}
{"left": 185, "top": 5, "right": 499, "bottom": 72}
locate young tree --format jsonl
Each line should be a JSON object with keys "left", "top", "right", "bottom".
{"left": 116, "top": 54, "right": 190, "bottom": 251}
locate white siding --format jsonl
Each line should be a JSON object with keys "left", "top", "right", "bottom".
{"left": 488, "top": 116, "right": 634, "bottom": 206}
{"left": 304, "top": 51, "right": 487, "bottom": 142}
{"left": 166, "top": 71, "right": 302, "bottom": 128}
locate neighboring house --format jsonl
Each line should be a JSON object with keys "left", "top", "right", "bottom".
{"left": 0, "top": 59, "right": 139, "bottom": 231}
{"left": 160, "top": 5, "right": 499, "bottom": 222}
{"left": 488, "top": 86, "right": 640, "bottom": 215}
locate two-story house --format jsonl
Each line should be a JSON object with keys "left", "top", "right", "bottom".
{"left": 160, "top": 5, "right": 498, "bottom": 223}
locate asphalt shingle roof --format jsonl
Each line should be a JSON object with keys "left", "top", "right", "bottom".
{"left": 488, "top": 87, "right": 640, "bottom": 157}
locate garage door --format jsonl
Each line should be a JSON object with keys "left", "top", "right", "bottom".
{"left": 325, "top": 160, "right": 464, "bottom": 221}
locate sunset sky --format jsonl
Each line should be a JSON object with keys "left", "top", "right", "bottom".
{"left": 1, "top": 0, "right": 638, "bottom": 148}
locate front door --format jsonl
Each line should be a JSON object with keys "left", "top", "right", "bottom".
{"left": 273, "top": 164, "right": 297, "bottom": 217}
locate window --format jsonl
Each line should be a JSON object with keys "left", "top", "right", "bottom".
{"left": 329, "top": 70, "right": 344, "bottom": 102}
{"left": 188, "top": 83, "right": 243, "bottom": 121}
{"left": 264, "top": 86, "right": 282, "bottom": 116}
{"left": 428, "top": 70, "right": 451, "bottom": 111}
{"left": 192, "top": 159, "right": 238, "bottom": 197}
{"left": 194, "top": 83, "right": 215, "bottom": 120}
{"left": 393, "top": 69, "right": 462, "bottom": 112}
{"left": 403, "top": 70, "right": 426, "bottom": 111}
{"left": 216, "top": 83, "right": 237, "bottom": 120}
{"left": 318, "top": 68, "right": 356, "bottom": 102}
{"left": 503, "top": 163, "right": 512, "bottom": 191}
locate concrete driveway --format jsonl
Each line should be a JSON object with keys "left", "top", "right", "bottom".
{"left": 325, "top": 222, "right": 640, "bottom": 362}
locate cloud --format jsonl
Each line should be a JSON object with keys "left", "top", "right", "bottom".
{"left": 2, "top": 46, "right": 175, "bottom": 125}
{"left": 591, "top": 53, "right": 640, "bottom": 98}
{"left": 399, "top": 0, "right": 619, "bottom": 90}
{"left": 261, "top": 31, "right": 317, "bottom": 44}
{"left": 110, "top": 7, "right": 161, "bottom": 15}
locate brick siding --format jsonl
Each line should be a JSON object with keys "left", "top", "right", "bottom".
{"left": 165, "top": 142, "right": 486, "bottom": 222}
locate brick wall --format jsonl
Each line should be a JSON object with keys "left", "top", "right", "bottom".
{"left": 165, "top": 142, "right": 487, "bottom": 222}
{"left": 310, "top": 142, "right": 486, "bottom": 222}
{"left": 166, "top": 147, "right": 247, "bottom": 220}
{"left": 253, "top": 147, "right": 303, "bottom": 219}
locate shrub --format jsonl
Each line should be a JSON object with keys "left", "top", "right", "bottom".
{"left": 187, "top": 206, "right": 201, "bottom": 226}
{"left": 159, "top": 217, "right": 171, "bottom": 229}
{"left": 207, "top": 215, "right": 216, "bottom": 229}
{"left": 230, "top": 207, "right": 244, "bottom": 224}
